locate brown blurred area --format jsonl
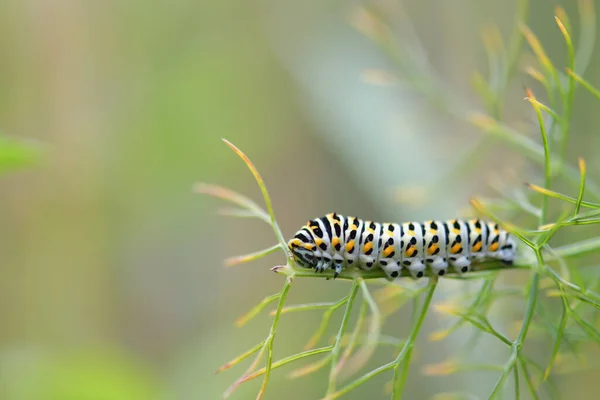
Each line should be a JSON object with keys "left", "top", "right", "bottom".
{"left": 1, "top": 0, "right": 599, "bottom": 399}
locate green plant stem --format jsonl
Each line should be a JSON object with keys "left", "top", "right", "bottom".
{"left": 324, "top": 278, "right": 438, "bottom": 400}
{"left": 519, "top": 357, "right": 540, "bottom": 400}
{"left": 489, "top": 270, "right": 539, "bottom": 399}
{"left": 514, "top": 362, "right": 521, "bottom": 400}
{"left": 529, "top": 97, "right": 551, "bottom": 226}
{"left": 255, "top": 277, "right": 293, "bottom": 400}
{"left": 327, "top": 280, "right": 360, "bottom": 394}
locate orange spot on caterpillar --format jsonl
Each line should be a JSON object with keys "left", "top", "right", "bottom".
{"left": 451, "top": 243, "right": 462, "bottom": 254}
{"left": 405, "top": 246, "right": 415, "bottom": 257}
{"left": 383, "top": 246, "right": 394, "bottom": 257}
{"left": 427, "top": 244, "right": 438, "bottom": 255}
{"left": 363, "top": 242, "right": 373, "bottom": 253}
{"left": 472, "top": 242, "right": 482, "bottom": 252}
{"left": 489, "top": 242, "right": 499, "bottom": 252}
{"left": 345, "top": 240, "right": 355, "bottom": 252}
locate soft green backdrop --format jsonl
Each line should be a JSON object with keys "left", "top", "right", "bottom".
{"left": 1, "top": 0, "right": 599, "bottom": 399}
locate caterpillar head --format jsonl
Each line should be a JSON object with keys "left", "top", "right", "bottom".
{"left": 287, "top": 229, "right": 317, "bottom": 268}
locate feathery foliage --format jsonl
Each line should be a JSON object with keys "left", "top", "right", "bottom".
{"left": 198, "top": 1, "right": 600, "bottom": 398}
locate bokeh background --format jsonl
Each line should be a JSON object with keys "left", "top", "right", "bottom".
{"left": 1, "top": 0, "right": 599, "bottom": 399}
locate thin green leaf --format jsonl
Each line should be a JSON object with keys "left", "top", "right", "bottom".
{"left": 222, "top": 139, "right": 288, "bottom": 251}
{"left": 326, "top": 280, "right": 360, "bottom": 394}
{"left": 225, "top": 244, "right": 282, "bottom": 267}
{"left": 566, "top": 68, "right": 600, "bottom": 99}
{"left": 243, "top": 346, "right": 334, "bottom": 382}
{"left": 235, "top": 292, "right": 281, "bottom": 327}
{"left": 194, "top": 183, "right": 270, "bottom": 223}
{"left": 305, "top": 296, "right": 350, "bottom": 350}
{"left": 526, "top": 183, "right": 600, "bottom": 209}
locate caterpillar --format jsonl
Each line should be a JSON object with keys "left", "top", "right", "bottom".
{"left": 287, "top": 213, "right": 517, "bottom": 279}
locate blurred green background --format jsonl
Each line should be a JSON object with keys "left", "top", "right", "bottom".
{"left": 1, "top": 0, "right": 599, "bottom": 399}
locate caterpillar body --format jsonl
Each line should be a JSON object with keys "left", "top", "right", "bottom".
{"left": 287, "top": 213, "right": 517, "bottom": 279}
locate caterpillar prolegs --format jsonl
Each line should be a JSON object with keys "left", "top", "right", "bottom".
{"left": 287, "top": 213, "right": 517, "bottom": 279}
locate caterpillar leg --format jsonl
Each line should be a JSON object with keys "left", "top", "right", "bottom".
{"left": 315, "top": 260, "right": 329, "bottom": 273}
{"left": 407, "top": 261, "right": 426, "bottom": 279}
{"left": 427, "top": 258, "right": 449, "bottom": 276}
{"left": 449, "top": 256, "right": 471, "bottom": 274}
{"left": 380, "top": 261, "right": 402, "bottom": 280}
{"left": 332, "top": 258, "right": 344, "bottom": 279}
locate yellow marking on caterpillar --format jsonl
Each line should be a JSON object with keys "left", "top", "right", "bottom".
{"left": 489, "top": 242, "right": 499, "bottom": 252}
{"left": 405, "top": 246, "right": 415, "bottom": 257}
{"left": 451, "top": 243, "right": 462, "bottom": 254}
{"left": 472, "top": 242, "right": 483, "bottom": 252}
{"left": 345, "top": 240, "right": 355, "bottom": 252}
{"left": 314, "top": 238, "right": 323, "bottom": 247}
{"left": 363, "top": 242, "right": 373, "bottom": 253}
{"left": 453, "top": 228, "right": 461, "bottom": 235}
{"left": 332, "top": 237, "right": 340, "bottom": 248}
{"left": 427, "top": 244, "right": 438, "bottom": 255}
{"left": 383, "top": 246, "right": 394, "bottom": 257}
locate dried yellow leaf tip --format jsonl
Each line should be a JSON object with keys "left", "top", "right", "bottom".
{"left": 481, "top": 25, "right": 504, "bottom": 53}
{"left": 520, "top": 23, "right": 554, "bottom": 73}
{"left": 538, "top": 223, "right": 555, "bottom": 231}
{"left": 422, "top": 360, "right": 458, "bottom": 376}
{"left": 374, "top": 284, "right": 403, "bottom": 302}
{"left": 428, "top": 329, "right": 451, "bottom": 342}
{"left": 579, "top": 157, "right": 586, "bottom": 174}
{"left": 469, "top": 197, "right": 484, "bottom": 212}
{"left": 554, "top": 15, "right": 572, "bottom": 48}
{"left": 545, "top": 289, "right": 564, "bottom": 298}
{"left": 361, "top": 69, "right": 398, "bottom": 85}
{"left": 288, "top": 358, "right": 329, "bottom": 379}
{"left": 525, "top": 66, "right": 546, "bottom": 83}
{"left": 433, "top": 302, "right": 461, "bottom": 316}
{"left": 527, "top": 183, "right": 553, "bottom": 196}
{"left": 579, "top": 0, "right": 596, "bottom": 23}
{"left": 393, "top": 185, "right": 428, "bottom": 206}
{"left": 554, "top": 6, "right": 571, "bottom": 32}
{"left": 467, "top": 112, "right": 497, "bottom": 130}
{"left": 524, "top": 87, "right": 536, "bottom": 101}
{"left": 351, "top": 7, "right": 390, "bottom": 41}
